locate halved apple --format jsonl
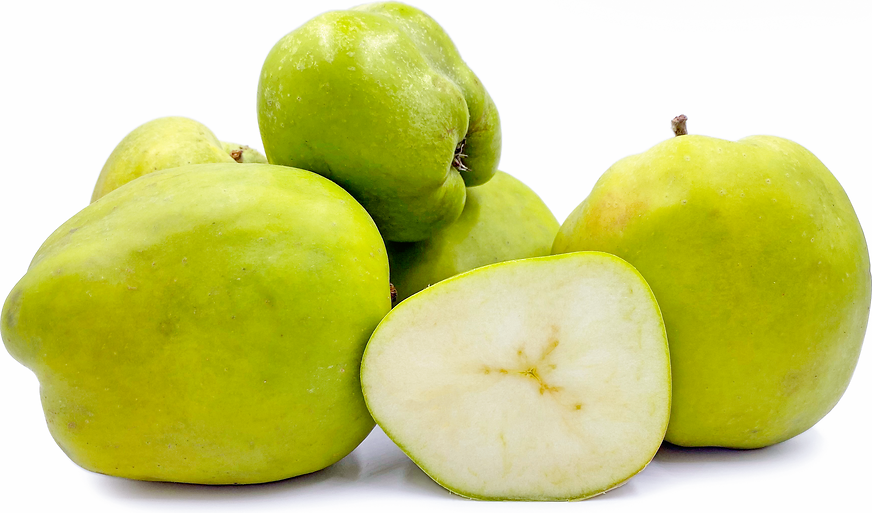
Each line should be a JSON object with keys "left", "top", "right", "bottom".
{"left": 361, "top": 252, "right": 671, "bottom": 501}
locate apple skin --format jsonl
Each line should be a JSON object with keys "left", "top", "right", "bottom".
{"left": 553, "top": 134, "right": 870, "bottom": 448}
{"left": 2, "top": 163, "right": 390, "bottom": 483}
{"left": 387, "top": 171, "right": 558, "bottom": 302}
{"left": 257, "top": 2, "right": 501, "bottom": 242}
{"left": 91, "top": 117, "right": 236, "bottom": 201}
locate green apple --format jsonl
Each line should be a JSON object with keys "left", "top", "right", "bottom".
{"left": 362, "top": 252, "right": 671, "bottom": 500}
{"left": 257, "top": 2, "right": 501, "bottom": 242}
{"left": 91, "top": 117, "right": 266, "bottom": 201}
{"left": 553, "top": 116, "right": 871, "bottom": 448}
{"left": 2, "top": 163, "right": 390, "bottom": 484}
{"left": 387, "top": 171, "right": 558, "bottom": 302}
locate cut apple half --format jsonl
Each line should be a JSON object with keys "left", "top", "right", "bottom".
{"left": 361, "top": 252, "right": 671, "bottom": 501}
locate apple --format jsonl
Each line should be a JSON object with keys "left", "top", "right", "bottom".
{"left": 2, "top": 163, "right": 390, "bottom": 484}
{"left": 257, "top": 2, "right": 501, "bottom": 242}
{"left": 553, "top": 116, "right": 871, "bottom": 448}
{"left": 91, "top": 116, "right": 265, "bottom": 201}
{"left": 387, "top": 171, "right": 558, "bottom": 302}
{"left": 361, "top": 252, "right": 671, "bottom": 500}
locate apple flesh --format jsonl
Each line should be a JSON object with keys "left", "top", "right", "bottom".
{"left": 361, "top": 252, "right": 671, "bottom": 500}
{"left": 553, "top": 121, "right": 870, "bottom": 448}
{"left": 387, "top": 171, "right": 558, "bottom": 302}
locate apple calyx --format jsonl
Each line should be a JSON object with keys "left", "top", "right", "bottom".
{"left": 229, "top": 145, "right": 258, "bottom": 163}
{"left": 229, "top": 148, "right": 245, "bottom": 162}
{"left": 672, "top": 115, "right": 688, "bottom": 137}
{"left": 453, "top": 138, "right": 469, "bottom": 172}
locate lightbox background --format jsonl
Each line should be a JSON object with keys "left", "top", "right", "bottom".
{"left": 1, "top": 1, "right": 869, "bottom": 510}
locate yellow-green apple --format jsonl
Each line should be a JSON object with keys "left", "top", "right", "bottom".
{"left": 387, "top": 171, "right": 558, "bottom": 302}
{"left": 3, "top": 163, "right": 390, "bottom": 483}
{"left": 553, "top": 116, "right": 870, "bottom": 448}
{"left": 91, "top": 117, "right": 265, "bottom": 201}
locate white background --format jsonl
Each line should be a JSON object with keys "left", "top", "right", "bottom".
{"left": 1, "top": 0, "right": 870, "bottom": 511}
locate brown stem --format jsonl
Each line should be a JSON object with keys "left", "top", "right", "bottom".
{"left": 672, "top": 115, "right": 688, "bottom": 136}
{"left": 390, "top": 283, "right": 398, "bottom": 307}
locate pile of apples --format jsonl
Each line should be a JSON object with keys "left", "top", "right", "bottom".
{"left": 2, "top": 2, "right": 869, "bottom": 502}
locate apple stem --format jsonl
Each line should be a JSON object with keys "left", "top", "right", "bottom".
{"left": 390, "top": 283, "right": 398, "bottom": 307}
{"left": 672, "top": 115, "right": 688, "bottom": 136}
